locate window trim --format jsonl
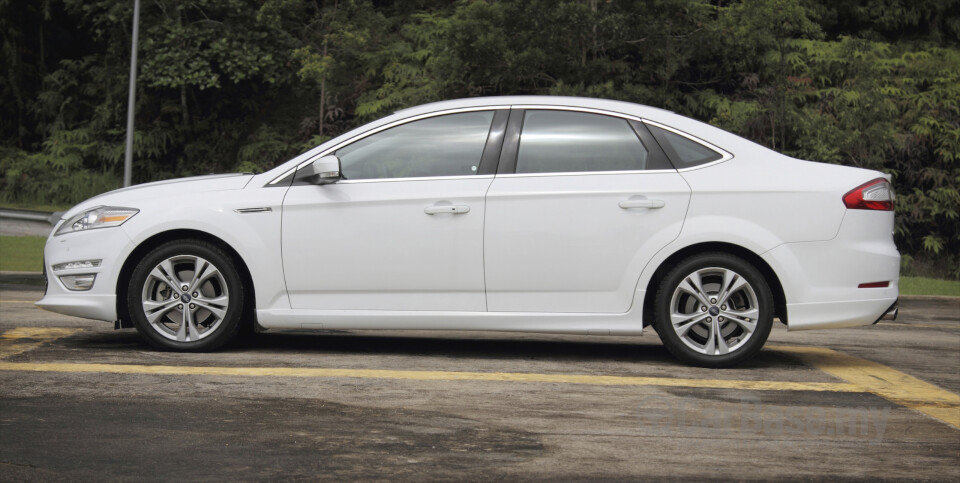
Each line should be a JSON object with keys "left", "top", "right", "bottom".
{"left": 642, "top": 120, "right": 733, "bottom": 172}
{"left": 498, "top": 106, "right": 680, "bottom": 177}
{"left": 271, "top": 104, "right": 734, "bottom": 184}
{"left": 272, "top": 106, "right": 510, "bottom": 185}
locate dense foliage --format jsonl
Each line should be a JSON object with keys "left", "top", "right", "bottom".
{"left": 2, "top": 0, "right": 958, "bottom": 276}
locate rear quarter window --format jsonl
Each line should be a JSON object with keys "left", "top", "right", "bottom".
{"left": 646, "top": 123, "right": 724, "bottom": 169}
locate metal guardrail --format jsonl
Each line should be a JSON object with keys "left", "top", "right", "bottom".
{"left": 0, "top": 209, "right": 61, "bottom": 225}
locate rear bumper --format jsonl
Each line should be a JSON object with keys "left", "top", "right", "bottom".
{"left": 762, "top": 210, "right": 899, "bottom": 331}
{"left": 784, "top": 297, "right": 898, "bottom": 331}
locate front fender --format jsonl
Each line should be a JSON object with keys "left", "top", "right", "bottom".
{"left": 119, "top": 187, "right": 289, "bottom": 312}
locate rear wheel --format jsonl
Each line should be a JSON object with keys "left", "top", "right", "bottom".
{"left": 653, "top": 252, "right": 774, "bottom": 367}
{"left": 127, "top": 240, "right": 244, "bottom": 351}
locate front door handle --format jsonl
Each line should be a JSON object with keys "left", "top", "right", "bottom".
{"left": 619, "top": 199, "right": 665, "bottom": 209}
{"left": 424, "top": 204, "right": 471, "bottom": 215}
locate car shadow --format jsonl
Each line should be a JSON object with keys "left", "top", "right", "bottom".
{"left": 58, "top": 328, "right": 793, "bottom": 369}
{"left": 231, "top": 330, "right": 789, "bottom": 369}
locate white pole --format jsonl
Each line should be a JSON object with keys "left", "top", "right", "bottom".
{"left": 123, "top": 0, "right": 140, "bottom": 187}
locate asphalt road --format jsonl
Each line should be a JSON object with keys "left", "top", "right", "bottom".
{"left": 1, "top": 285, "right": 958, "bottom": 481}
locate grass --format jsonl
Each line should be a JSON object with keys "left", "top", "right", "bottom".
{"left": 1, "top": 234, "right": 958, "bottom": 297}
{"left": 0, "top": 236, "right": 46, "bottom": 272}
{"left": 900, "top": 276, "right": 960, "bottom": 297}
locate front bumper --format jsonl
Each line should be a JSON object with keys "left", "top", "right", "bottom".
{"left": 35, "top": 224, "right": 136, "bottom": 322}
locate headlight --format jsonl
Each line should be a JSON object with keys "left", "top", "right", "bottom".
{"left": 56, "top": 206, "right": 139, "bottom": 236}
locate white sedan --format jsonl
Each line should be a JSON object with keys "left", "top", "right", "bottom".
{"left": 37, "top": 96, "right": 900, "bottom": 367}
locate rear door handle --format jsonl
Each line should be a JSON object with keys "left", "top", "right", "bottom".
{"left": 619, "top": 199, "right": 665, "bottom": 209}
{"left": 424, "top": 204, "right": 471, "bottom": 215}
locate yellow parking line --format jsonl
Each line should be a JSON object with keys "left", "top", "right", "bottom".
{"left": 773, "top": 345, "right": 960, "bottom": 430}
{"left": 875, "top": 322, "right": 959, "bottom": 329}
{"left": 2, "top": 328, "right": 956, "bottom": 430}
{"left": 0, "top": 360, "right": 862, "bottom": 393}
{"left": 0, "top": 327, "right": 81, "bottom": 359}
{"left": 0, "top": 300, "right": 39, "bottom": 304}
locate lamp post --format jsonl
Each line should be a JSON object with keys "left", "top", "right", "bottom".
{"left": 123, "top": 0, "right": 140, "bottom": 187}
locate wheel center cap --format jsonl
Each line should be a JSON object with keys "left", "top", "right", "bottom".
{"left": 181, "top": 293, "right": 192, "bottom": 303}
{"left": 708, "top": 306, "right": 720, "bottom": 316}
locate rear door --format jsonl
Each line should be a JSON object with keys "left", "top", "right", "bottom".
{"left": 483, "top": 108, "right": 691, "bottom": 313}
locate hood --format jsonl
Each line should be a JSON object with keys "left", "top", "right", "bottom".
{"left": 61, "top": 173, "right": 254, "bottom": 220}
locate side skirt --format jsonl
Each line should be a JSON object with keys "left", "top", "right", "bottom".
{"left": 256, "top": 291, "right": 647, "bottom": 336}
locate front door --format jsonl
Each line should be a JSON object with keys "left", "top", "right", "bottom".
{"left": 282, "top": 110, "right": 502, "bottom": 311}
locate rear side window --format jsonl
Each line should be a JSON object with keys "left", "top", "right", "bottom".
{"left": 646, "top": 124, "right": 723, "bottom": 168}
{"left": 516, "top": 110, "right": 660, "bottom": 174}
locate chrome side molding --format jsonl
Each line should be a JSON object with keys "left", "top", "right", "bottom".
{"left": 234, "top": 207, "right": 273, "bottom": 214}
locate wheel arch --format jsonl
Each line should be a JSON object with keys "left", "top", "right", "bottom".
{"left": 115, "top": 229, "right": 256, "bottom": 329}
{"left": 641, "top": 242, "right": 787, "bottom": 328}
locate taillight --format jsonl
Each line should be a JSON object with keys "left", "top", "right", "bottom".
{"left": 843, "top": 178, "right": 894, "bottom": 211}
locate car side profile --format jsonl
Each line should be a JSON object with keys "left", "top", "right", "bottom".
{"left": 37, "top": 96, "right": 900, "bottom": 367}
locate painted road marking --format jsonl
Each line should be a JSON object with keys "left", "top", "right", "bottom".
{"left": 773, "top": 345, "right": 960, "bottom": 430}
{"left": 0, "top": 360, "right": 861, "bottom": 393}
{"left": 0, "top": 328, "right": 957, "bottom": 430}
{"left": 876, "top": 322, "right": 959, "bottom": 329}
{"left": 0, "top": 327, "right": 81, "bottom": 359}
{"left": 0, "top": 300, "right": 41, "bottom": 304}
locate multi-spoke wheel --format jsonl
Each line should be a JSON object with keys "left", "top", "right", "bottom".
{"left": 127, "top": 240, "right": 245, "bottom": 351}
{"left": 654, "top": 252, "right": 773, "bottom": 367}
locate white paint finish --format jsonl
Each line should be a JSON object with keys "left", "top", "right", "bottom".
{"left": 117, "top": 187, "right": 290, "bottom": 312}
{"left": 35, "top": 294, "right": 118, "bottom": 321}
{"left": 784, "top": 297, "right": 898, "bottom": 330}
{"left": 255, "top": 292, "right": 646, "bottom": 336}
{"left": 37, "top": 224, "right": 136, "bottom": 321}
{"left": 677, "top": 155, "right": 879, "bottom": 249}
{"left": 484, "top": 172, "right": 690, "bottom": 313}
{"left": 281, "top": 177, "right": 492, "bottom": 311}
{"left": 38, "top": 96, "right": 901, "bottom": 352}
{"left": 41, "top": 174, "right": 290, "bottom": 315}
{"left": 761, "top": 209, "right": 899, "bottom": 330}
{"left": 59, "top": 173, "right": 253, "bottom": 220}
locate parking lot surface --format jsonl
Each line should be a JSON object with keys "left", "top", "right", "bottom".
{"left": 1, "top": 286, "right": 958, "bottom": 481}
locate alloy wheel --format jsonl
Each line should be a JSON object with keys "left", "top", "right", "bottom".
{"left": 668, "top": 266, "right": 760, "bottom": 356}
{"left": 140, "top": 254, "right": 230, "bottom": 342}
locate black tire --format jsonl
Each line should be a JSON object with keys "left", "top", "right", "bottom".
{"left": 653, "top": 252, "right": 774, "bottom": 368}
{"left": 126, "top": 240, "right": 245, "bottom": 351}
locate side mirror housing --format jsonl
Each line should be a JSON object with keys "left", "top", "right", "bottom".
{"left": 303, "top": 155, "right": 341, "bottom": 184}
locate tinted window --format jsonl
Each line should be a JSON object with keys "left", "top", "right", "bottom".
{"left": 646, "top": 124, "right": 723, "bottom": 168}
{"left": 516, "top": 110, "right": 650, "bottom": 174}
{"left": 337, "top": 111, "right": 494, "bottom": 180}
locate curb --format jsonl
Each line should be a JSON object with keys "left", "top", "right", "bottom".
{"left": 0, "top": 271, "right": 45, "bottom": 277}
{"left": 0, "top": 271, "right": 45, "bottom": 290}
{"left": 899, "top": 294, "right": 960, "bottom": 302}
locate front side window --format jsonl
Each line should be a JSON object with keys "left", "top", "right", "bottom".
{"left": 515, "top": 110, "right": 653, "bottom": 174}
{"left": 337, "top": 111, "right": 495, "bottom": 180}
{"left": 646, "top": 124, "right": 723, "bottom": 168}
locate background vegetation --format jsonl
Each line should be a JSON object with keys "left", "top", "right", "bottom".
{"left": 2, "top": 0, "right": 958, "bottom": 277}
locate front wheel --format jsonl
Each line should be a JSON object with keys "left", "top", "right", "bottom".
{"left": 653, "top": 252, "right": 774, "bottom": 368}
{"left": 127, "top": 240, "right": 245, "bottom": 351}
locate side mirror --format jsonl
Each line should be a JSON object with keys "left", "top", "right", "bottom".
{"left": 303, "top": 155, "right": 342, "bottom": 184}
